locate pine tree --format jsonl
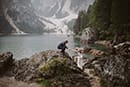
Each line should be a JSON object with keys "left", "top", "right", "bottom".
{"left": 73, "top": 10, "right": 88, "bottom": 35}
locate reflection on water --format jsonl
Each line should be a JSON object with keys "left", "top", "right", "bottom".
{"left": 0, "top": 34, "right": 75, "bottom": 59}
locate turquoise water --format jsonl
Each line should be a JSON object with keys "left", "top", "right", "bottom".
{"left": 0, "top": 34, "right": 75, "bottom": 59}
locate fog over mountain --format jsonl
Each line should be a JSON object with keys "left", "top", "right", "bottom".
{"left": 0, "top": 0, "right": 94, "bottom": 34}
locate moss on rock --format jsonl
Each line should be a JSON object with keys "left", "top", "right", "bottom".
{"left": 38, "top": 57, "right": 91, "bottom": 87}
{"left": 39, "top": 58, "right": 75, "bottom": 78}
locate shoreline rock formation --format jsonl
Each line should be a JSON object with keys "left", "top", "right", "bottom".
{"left": 83, "top": 41, "right": 130, "bottom": 87}
{"left": 0, "top": 41, "right": 129, "bottom": 87}
{"left": 0, "top": 50, "right": 91, "bottom": 87}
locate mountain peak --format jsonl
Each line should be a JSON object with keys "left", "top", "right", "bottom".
{"left": 1, "top": 0, "right": 94, "bottom": 34}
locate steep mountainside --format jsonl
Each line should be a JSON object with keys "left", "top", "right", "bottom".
{"left": 0, "top": 0, "right": 94, "bottom": 34}
{"left": 1, "top": 0, "right": 45, "bottom": 34}
{"left": 0, "top": 0, "right": 14, "bottom": 34}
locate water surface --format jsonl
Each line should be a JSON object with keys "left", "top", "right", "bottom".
{"left": 0, "top": 34, "right": 75, "bottom": 59}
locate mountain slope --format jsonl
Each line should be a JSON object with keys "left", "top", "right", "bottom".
{"left": 0, "top": 0, "right": 94, "bottom": 34}
{"left": 32, "top": 0, "right": 95, "bottom": 34}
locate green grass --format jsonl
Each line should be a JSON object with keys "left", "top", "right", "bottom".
{"left": 38, "top": 58, "right": 73, "bottom": 77}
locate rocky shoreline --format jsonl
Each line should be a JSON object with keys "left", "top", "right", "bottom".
{"left": 0, "top": 41, "right": 130, "bottom": 87}
{"left": 83, "top": 41, "right": 130, "bottom": 87}
{"left": 0, "top": 51, "right": 90, "bottom": 87}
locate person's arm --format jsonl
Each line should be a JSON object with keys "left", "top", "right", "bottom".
{"left": 65, "top": 45, "right": 68, "bottom": 49}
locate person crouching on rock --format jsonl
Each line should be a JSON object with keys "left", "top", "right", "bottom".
{"left": 57, "top": 40, "right": 68, "bottom": 55}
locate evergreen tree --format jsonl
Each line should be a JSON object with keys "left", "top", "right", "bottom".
{"left": 73, "top": 10, "right": 88, "bottom": 35}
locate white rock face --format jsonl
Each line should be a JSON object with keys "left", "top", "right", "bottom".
{"left": 32, "top": 0, "right": 95, "bottom": 34}
{"left": 80, "top": 27, "right": 97, "bottom": 44}
{"left": 2, "top": 0, "right": 95, "bottom": 34}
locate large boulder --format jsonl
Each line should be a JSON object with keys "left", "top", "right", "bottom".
{"left": 113, "top": 41, "right": 130, "bottom": 57}
{"left": 0, "top": 52, "right": 13, "bottom": 75}
{"left": 12, "top": 50, "right": 90, "bottom": 87}
{"left": 95, "top": 40, "right": 112, "bottom": 48}
{"left": 84, "top": 47, "right": 105, "bottom": 56}
{"left": 38, "top": 57, "right": 91, "bottom": 87}
{"left": 83, "top": 42, "right": 130, "bottom": 87}
{"left": 80, "top": 27, "right": 97, "bottom": 45}
{"left": 13, "top": 50, "right": 61, "bottom": 82}
{"left": 84, "top": 55, "right": 129, "bottom": 87}
{"left": 73, "top": 47, "right": 105, "bottom": 57}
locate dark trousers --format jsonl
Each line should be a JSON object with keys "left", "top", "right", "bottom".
{"left": 61, "top": 48, "right": 66, "bottom": 55}
{"left": 61, "top": 48, "right": 65, "bottom": 53}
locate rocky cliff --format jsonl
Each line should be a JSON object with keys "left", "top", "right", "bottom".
{"left": 0, "top": 0, "right": 95, "bottom": 34}
{"left": 1, "top": 0, "right": 45, "bottom": 34}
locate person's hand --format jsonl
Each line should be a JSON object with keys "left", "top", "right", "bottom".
{"left": 66, "top": 46, "right": 68, "bottom": 49}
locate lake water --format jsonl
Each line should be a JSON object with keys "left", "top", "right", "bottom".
{"left": 0, "top": 34, "right": 75, "bottom": 59}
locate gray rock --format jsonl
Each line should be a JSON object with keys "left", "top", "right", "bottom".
{"left": 83, "top": 42, "right": 130, "bottom": 87}
{"left": 0, "top": 52, "right": 13, "bottom": 75}
{"left": 114, "top": 41, "right": 130, "bottom": 57}
{"left": 80, "top": 27, "right": 97, "bottom": 44}
{"left": 11, "top": 50, "right": 91, "bottom": 87}
{"left": 12, "top": 51, "right": 74, "bottom": 80}
{"left": 38, "top": 57, "right": 90, "bottom": 87}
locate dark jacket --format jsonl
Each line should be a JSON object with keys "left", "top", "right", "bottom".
{"left": 57, "top": 42, "right": 68, "bottom": 50}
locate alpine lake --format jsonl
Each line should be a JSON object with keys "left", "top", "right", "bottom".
{"left": 0, "top": 33, "right": 107, "bottom": 59}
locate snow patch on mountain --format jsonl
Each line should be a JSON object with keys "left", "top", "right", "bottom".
{"left": 4, "top": 9, "right": 25, "bottom": 34}
{"left": 1, "top": 0, "right": 95, "bottom": 34}
{"left": 31, "top": 0, "right": 95, "bottom": 34}
{"left": 39, "top": 13, "right": 77, "bottom": 34}
{"left": 36, "top": 0, "right": 79, "bottom": 34}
